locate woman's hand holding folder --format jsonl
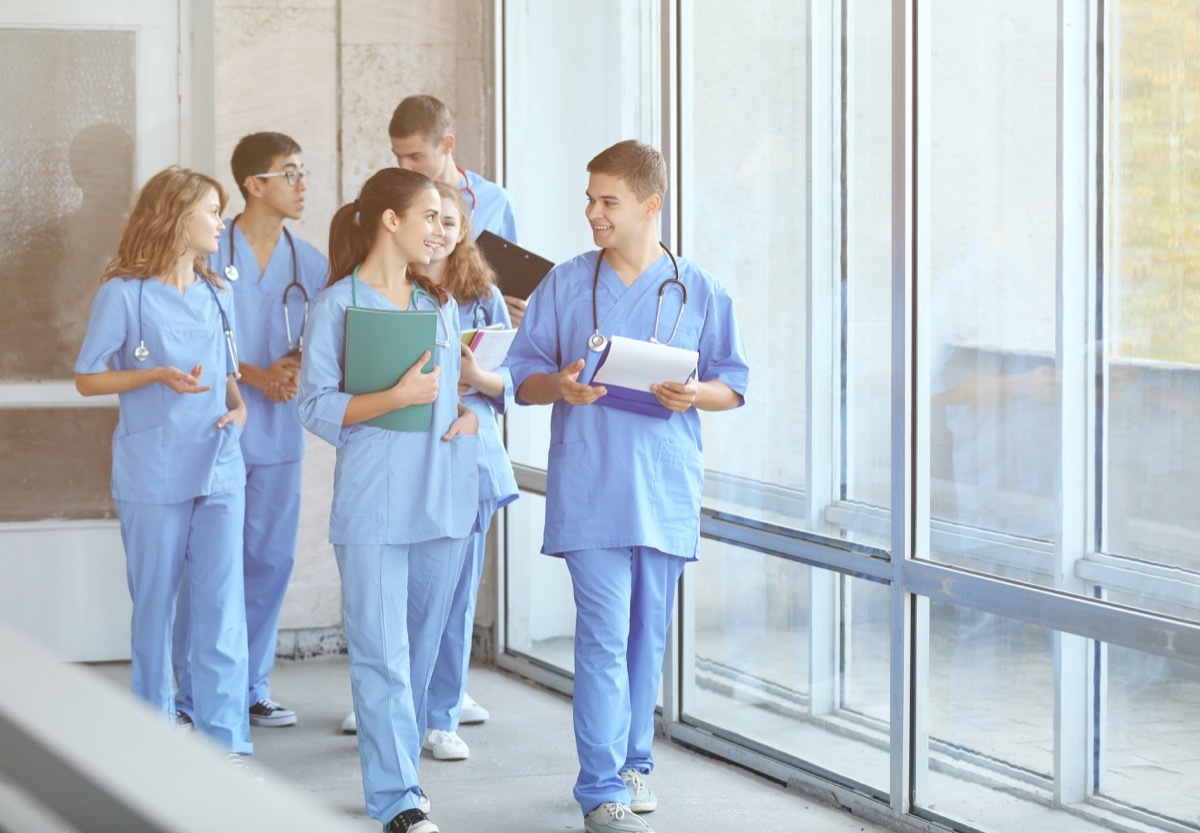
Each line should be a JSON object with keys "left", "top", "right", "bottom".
{"left": 342, "top": 351, "right": 440, "bottom": 427}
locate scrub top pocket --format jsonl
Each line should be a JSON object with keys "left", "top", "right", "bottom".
{"left": 111, "top": 423, "right": 166, "bottom": 502}
{"left": 650, "top": 440, "right": 704, "bottom": 532}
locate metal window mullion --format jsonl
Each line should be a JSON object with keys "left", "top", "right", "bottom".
{"left": 890, "top": 0, "right": 920, "bottom": 818}
{"left": 1054, "top": 0, "right": 1096, "bottom": 806}
{"left": 807, "top": 0, "right": 840, "bottom": 719}
{"left": 661, "top": 0, "right": 684, "bottom": 730}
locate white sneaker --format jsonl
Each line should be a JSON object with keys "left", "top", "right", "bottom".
{"left": 340, "top": 711, "right": 357, "bottom": 734}
{"left": 584, "top": 802, "right": 655, "bottom": 833}
{"left": 619, "top": 769, "right": 658, "bottom": 813}
{"left": 224, "top": 752, "right": 264, "bottom": 784}
{"left": 419, "top": 789, "right": 431, "bottom": 813}
{"left": 423, "top": 728, "right": 470, "bottom": 760}
{"left": 458, "top": 692, "right": 489, "bottom": 724}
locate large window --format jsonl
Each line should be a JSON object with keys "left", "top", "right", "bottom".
{"left": 498, "top": 3, "right": 1200, "bottom": 832}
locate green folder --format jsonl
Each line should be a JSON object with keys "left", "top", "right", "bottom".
{"left": 343, "top": 307, "right": 437, "bottom": 431}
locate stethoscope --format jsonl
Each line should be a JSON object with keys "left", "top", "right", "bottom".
{"left": 133, "top": 276, "right": 239, "bottom": 375}
{"left": 588, "top": 242, "right": 687, "bottom": 353}
{"left": 456, "top": 165, "right": 477, "bottom": 214}
{"left": 225, "top": 222, "right": 308, "bottom": 353}
{"left": 350, "top": 266, "right": 451, "bottom": 348}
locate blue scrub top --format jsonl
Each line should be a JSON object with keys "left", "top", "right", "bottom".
{"left": 506, "top": 251, "right": 750, "bottom": 559}
{"left": 75, "top": 275, "right": 246, "bottom": 505}
{"left": 211, "top": 224, "right": 328, "bottom": 466}
{"left": 297, "top": 275, "right": 478, "bottom": 546}
{"left": 458, "top": 285, "right": 519, "bottom": 509}
{"left": 462, "top": 169, "right": 517, "bottom": 243}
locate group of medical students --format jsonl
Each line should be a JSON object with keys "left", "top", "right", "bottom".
{"left": 74, "top": 90, "right": 748, "bottom": 833}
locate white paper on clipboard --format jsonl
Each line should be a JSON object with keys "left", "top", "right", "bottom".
{"left": 591, "top": 335, "right": 698, "bottom": 391}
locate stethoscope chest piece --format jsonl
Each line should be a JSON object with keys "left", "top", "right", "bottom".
{"left": 134, "top": 341, "right": 149, "bottom": 362}
{"left": 587, "top": 331, "right": 608, "bottom": 353}
{"left": 224, "top": 264, "right": 239, "bottom": 282}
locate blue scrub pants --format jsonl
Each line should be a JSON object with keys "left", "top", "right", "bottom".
{"left": 115, "top": 490, "right": 252, "bottom": 754}
{"left": 426, "top": 498, "right": 497, "bottom": 732}
{"left": 174, "top": 460, "right": 301, "bottom": 713}
{"left": 565, "top": 547, "right": 686, "bottom": 815}
{"left": 336, "top": 537, "right": 468, "bottom": 825}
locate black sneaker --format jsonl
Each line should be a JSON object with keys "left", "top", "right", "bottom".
{"left": 248, "top": 698, "right": 296, "bottom": 727}
{"left": 174, "top": 710, "right": 195, "bottom": 732}
{"left": 387, "top": 808, "right": 438, "bottom": 833}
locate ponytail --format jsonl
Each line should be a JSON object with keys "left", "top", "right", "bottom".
{"left": 326, "top": 202, "right": 369, "bottom": 287}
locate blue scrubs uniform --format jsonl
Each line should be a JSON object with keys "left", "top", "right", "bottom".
{"left": 426, "top": 286, "right": 519, "bottom": 733}
{"left": 174, "top": 225, "right": 328, "bottom": 716}
{"left": 75, "top": 275, "right": 252, "bottom": 754}
{"left": 506, "top": 250, "right": 749, "bottom": 814}
{"left": 461, "top": 169, "right": 517, "bottom": 242}
{"left": 298, "top": 275, "right": 478, "bottom": 826}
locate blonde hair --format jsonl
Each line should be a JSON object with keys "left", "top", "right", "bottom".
{"left": 101, "top": 166, "right": 227, "bottom": 285}
{"left": 423, "top": 181, "right": 499, "bottom": 306}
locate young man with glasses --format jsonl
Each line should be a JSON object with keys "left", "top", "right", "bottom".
{"left": 173, "top": 132, "right": 329, "bottom": 732}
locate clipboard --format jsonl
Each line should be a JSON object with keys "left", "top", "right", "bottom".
{"left": 585, "top": 335, "right": 699, "bottom": 419}
{"left": 476, "top": 231, "right": 554, "bottom": 300}
{"left": 343, "top": 307, "right": 436, "bottom": 431}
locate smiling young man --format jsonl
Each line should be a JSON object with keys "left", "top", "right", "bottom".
{"left": 387, "top": 94, "right": 528, "bottom": 328}
{"left": 505, "top": 140, "right": 750, "bottom": 833}
{"left": 173, "top": 132, "right": 329, "bottom": 732}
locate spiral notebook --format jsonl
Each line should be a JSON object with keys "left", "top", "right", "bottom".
{"left": 343, "top": 307, "right": 436, "bottom": 431}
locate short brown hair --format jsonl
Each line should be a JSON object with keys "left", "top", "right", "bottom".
{"left": 586, "top": 140, "right": 667, "bottom": 202}
{"left": 388, "top": 95, "right": 454, "bottom": 143}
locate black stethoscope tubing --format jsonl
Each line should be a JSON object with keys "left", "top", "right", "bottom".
{"left": 226, "top": 222, "right": 308, "bottom": 352}
{"left": 588, "top": 242, "right": 687, "bottom": 353}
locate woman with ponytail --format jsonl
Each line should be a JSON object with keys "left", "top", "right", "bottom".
{"left": 297, "top": 167, "right": 478, "bottom": 833}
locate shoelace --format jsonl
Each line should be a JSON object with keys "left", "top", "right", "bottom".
{"left": 225, "top": 752, "right": 250, "bottom": 770}
{"left": 599, "top": 802, "right": 630, "bottom": 821}
{"left": 622, "top": 770, "right": 648, "bottom": 794}
{"left": 256, "top": 698, "right": 283, "bottom": 711}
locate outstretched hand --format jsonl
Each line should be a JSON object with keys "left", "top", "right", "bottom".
{"left": 161, "top": 364, "right": 211, "bottom": 395}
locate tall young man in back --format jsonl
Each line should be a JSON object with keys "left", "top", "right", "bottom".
{"left": 174, "top": 132, "right": 329, "bottom": 730}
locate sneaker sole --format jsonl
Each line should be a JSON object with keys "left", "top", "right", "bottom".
{"left": 249, "top": 714, "right": 297, "bottom": 727}
{"left": 430, "top": 746, "right": 469, "bottom": 761}
{"left": 629, "top": 799, "right": 657, "bottom": 813}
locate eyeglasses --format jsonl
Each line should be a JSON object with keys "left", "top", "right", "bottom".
{"left": 254, "top": 168, "right": 310, "bottom": 187}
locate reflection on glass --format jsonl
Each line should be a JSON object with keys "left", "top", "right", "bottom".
{"left": 925, "top": 2, "right": 1061, "bottom": 585}
{"left": 923, "top": 601, "right": 1200, "bottom": 833}
{"left": 924, "top": 602, "right": 1054, "bottom": 829}
{"left": 687, "top": 3, "right": 808, "bottom": 526}
{"left": 1101, "top": 646, "right": 1200, "bottom": 826}
{"left": 683, "top": 540, "right": 890, "bottom": 794}
{"left": 842, "top": 0, "right": 894, "bottom": 532}
{"left": 1105, "top": 1, "right": 1200, "bottom": 613}
{"left": 503, "top": 492, "right": 575, "bottom": 673}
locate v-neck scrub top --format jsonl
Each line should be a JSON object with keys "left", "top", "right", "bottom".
{"left": 297, "top": 276, "right": 478, "bottom": 546}
{"left": 75, "top": 275, "right": 245, "bottom": 504}
{"left": 506, "top": 250, "right": 749, "bottom": 559}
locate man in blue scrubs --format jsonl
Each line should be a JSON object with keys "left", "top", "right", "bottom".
{"left": 506, "top": 140, "right": 749, "bottom": 833}
{"left": 388, "top": 93, "right": 527, "bottom": 328}
{"left": 174, "top": 132, "right": 329, "bottom": 729}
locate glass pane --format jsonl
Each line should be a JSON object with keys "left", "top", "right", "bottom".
{"left": 924, "top": 602, "right": 1054, "bottom": 827}
{"left": 924, "top": 2, "right": 1061, "bottom": 584}
{"left": 0, "top": 29, "right": 136, "bottom": 382}
{"left": 501, "top": 0, "right": 659, "bottom": 471}
{"left": 923, "top": 600, "right": 1200, "bottom": 833}
{"left": 683, "top": 540, "right": 890, "bottom": 795}
{"left": 503, "top": 491, "right": 575, "bottom": 673}
{"left": 685, "top": 2, "right": 809, "bottom": 527}
{"left": 842, "top": 0, "right": 894, "bottom": 540}
{"left": 1104, "top": 1, "right": 1200, "bottom": 619}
